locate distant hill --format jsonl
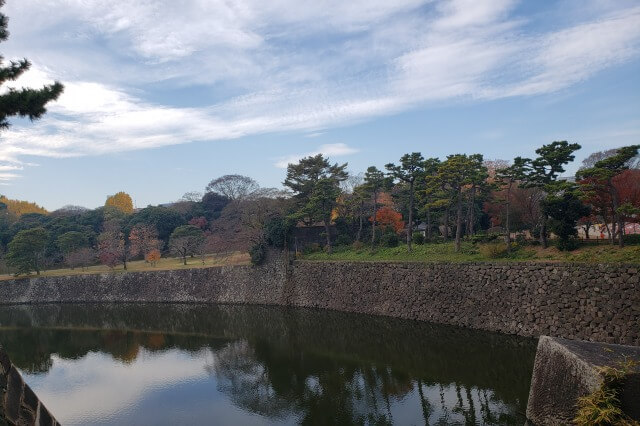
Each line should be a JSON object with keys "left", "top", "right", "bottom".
{"left": 0, "top": 195, "right": 48, "bottom": 217}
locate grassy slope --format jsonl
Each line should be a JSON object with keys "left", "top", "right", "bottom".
{"left": 301, "top": 242, "right": 640, "bottom": 263}
{"left": 0, "top": 252, "right": 250, "bottom": 281}
{"left": 1, "top": 243, "right": 637, "bottom": 281}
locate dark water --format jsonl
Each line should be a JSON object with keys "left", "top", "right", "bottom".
{"left": 0, "top": 304, "right": 536, "bottom": 425}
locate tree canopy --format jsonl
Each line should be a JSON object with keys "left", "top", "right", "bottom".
{"left": 105, "top": 192, "right": 134, "bottom": 214}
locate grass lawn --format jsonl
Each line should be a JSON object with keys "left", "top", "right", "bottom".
{"left": 301, "top": 241, "right": 640, "bottom": 263}
{"left": 0, "top": 252, "right": 250, "bottom": 281}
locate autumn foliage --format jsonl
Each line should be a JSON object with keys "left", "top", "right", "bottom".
{"left": 0, "top": 195, "right": 48, "bottom": 217}
{"left": 615, "top": 170, "right": 640, "bottom": 221}
{"left": 129, "top": 224, "right": 162, "bottom": 258}
{"left": 371, "top": 207, "right": 404, "bottom": 234}
{"left": 145, "top": 249, "right": 161, "bottom": 266}
{"left": 188, "top": 216, "right": 208, "bottom": 229}
{"left": 105, "top": 191, "right": 134, "bottom": 214}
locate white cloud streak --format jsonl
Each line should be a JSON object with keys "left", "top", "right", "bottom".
{"left": 274, "top": 143, "right": 359, "bottom": 168}
{"left": 1, "top": 1, "right": 640, "bottom": 179}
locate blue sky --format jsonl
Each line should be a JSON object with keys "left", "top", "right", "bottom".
{"left": 1, "top": 0, "right": 639, "bottom": 210}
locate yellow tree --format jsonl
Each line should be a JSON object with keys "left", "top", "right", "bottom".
{"left": 105, "top": 191, "right": 134, "bottom": 214}
{"left": 0, "top": 195, "right": 48, "bottom": 216}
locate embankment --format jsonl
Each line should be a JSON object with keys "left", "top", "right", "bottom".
{"left": 0, "top": 251, "right": 637, "bottom": 345}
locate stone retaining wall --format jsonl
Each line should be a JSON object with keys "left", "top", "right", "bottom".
{"left": 0, "top": 348, "right": 58, "bottom": 425}
{"left": 0, "top": 251, "right": 638, "bottom": 345}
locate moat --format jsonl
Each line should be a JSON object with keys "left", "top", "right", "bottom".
{"left": 0, "top": 303, "right": 536, "bottom": 425}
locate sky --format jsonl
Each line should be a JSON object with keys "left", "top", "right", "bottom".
{"left": 0, "top": 0, "right": 639, "bottom": 210}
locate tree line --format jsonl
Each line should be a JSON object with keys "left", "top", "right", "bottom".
{"left": 252, "top": 142, "right": 639, "bottom": 261}
{"left": 1, "top": 142, "right": 638, "bottom": 274}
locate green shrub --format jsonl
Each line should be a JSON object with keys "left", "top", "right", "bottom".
{"left": 264, "top": 217, "right": 295, "bottom": 248}
{"left": 381, "top": 232, "right": 399, "bottom": 248}
{"left": 303, "top": 243, "right": 321, "bottom": 255}
{"left": 479, "top": 243, "right": 505, "bottom": 258}
{"left": 555, "top": 236, "right": 580, "bottom": 251}
{"left": 336, "top": 234, "right": 352, "bottom": 246}
{"left": 249, "top": 242, "right": 266, "bottom": 266}
{"left": 471, "top": 232, "right": 499, "bottom": 244}
{"left": 623, "top": 234, "right": 640, "bottom": 245}
{"left": 412, "top": 232, "right": 425, "bottom": 245}
{"left": 352, "top": 240, "right": 364, "bottom": 251}
{"left": 478, "top": 242, "right": 518, "bottom": 259}
{"left": 515, "top": 233, "right": 528, "bottom": 245}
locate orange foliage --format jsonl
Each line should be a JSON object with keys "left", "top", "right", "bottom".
{"left": 377, "top": 192, "right": 394, "bottom": 208}
{"left": 371, "top": 207, "right": 404, "bottom": 233}
{"left": 145, "top": 249, "right": 161, "bottom": 266}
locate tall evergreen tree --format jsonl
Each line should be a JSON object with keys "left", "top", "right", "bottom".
{"left": 386, "top": 153, "right": 424, "bottom": 252}
{"left": 6, "top": 227, "right": 48, "bottom": 275}
{"left": 284, "top": 154, "right": 348, "bottom": 252}
{"left": 426, "top": 154, "right": 485, "bottom": 252}
{"left": 363, "top": 166, "right": 386, "bottom": 246}
{"left": 577, "top": 145, "right": 640, "bottom": 247}
{"left": 495, "top": 157, "right": 529, "bottom": 252}
{"left": 0, "top": 1, "right": 63, "bottom": 129}
{"left": 416, "top": 158, "right": 441, "bottom": 241}
{"left": 522, "top": 141, "right": 581, "bottom": 248}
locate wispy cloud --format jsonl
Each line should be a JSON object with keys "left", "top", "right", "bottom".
{"left": 274, "top": 143, "right": 359, "bottom": 168}
{"left": 1, "top": 1, "right": 640, "bottom": 180}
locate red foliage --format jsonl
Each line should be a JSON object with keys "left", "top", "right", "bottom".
{"left": 188, "top": 216, "right": 208, "bottom": 229}
{"left": 129, "top": 224, "right": 162, "bottom": 258}
{"left": 98, "top": 249, "right": 119, "bottom": 269}
{"left": 371, "top": 207, "right": 404, "bottom": 233}
{"left": 614, "top": 169, "right": 640, "bottom": 222}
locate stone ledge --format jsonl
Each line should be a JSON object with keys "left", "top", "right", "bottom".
{"left": 0, "top": 347, "right": 58, "bottom": 425}
{"left": 526, "top": 336, "right": 640, "bottom": 425}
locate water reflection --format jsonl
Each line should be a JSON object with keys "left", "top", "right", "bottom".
{"left": 0, "top": 304, "right": 536, "bottom": 425}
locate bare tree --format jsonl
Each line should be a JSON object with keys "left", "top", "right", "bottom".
{"left": 180, "top": 191, "right": 203, "bottom": 202}
{"left": 340, "top": 172, "right": 364, "bottom": 194}
{"left": 98, "top": 220, "right": 127, "bottom": 269}
{"left": 580, "top": 148, "right": 640, "bottom": 170}
{"left": 205, "top": 175, "right": 260, "bottom": 200}
{"left": 129, "top": 224, "right": 162, "bottom": 259}
{"left": 65, "top": 247, "right": 95, "bottom": 271}
{"left": 169, "top": 225, "right": 205, "bottom": 265}
{"left": 50, "top": 205, "right": 89, "bottom": 218}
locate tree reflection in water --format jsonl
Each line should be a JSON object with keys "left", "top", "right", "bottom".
{"left": 0, "top": 303, "right": 535, "bottom": 425}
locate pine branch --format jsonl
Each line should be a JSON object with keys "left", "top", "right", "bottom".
{"left": 0, "top": 82, "right": 64, "bottom": 127}
{"left": 0, "top": 58, "right": 30, "bottom": 84}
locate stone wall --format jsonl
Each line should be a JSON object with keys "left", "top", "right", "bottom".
{"left": 0, "top": 251, "right": 638, "bottom": 345}
{"left": 1, "top": 347, "right": 58, "bottom": 425}
{"left": 289, "top": 260, "right": 640, "bottom": 345}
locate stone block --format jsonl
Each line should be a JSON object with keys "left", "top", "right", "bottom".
{"left": 526, "top": 336, "right": 640, "bottom": 425}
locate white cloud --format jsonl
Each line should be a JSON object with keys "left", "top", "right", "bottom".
{"left": 274, "top": 143, "right": 359, "bottom": 168}
{"left": 23, "top": 349, "right": 212, "bottom": 425}
{"left": 1, "top": 1, "right": 640, "bottom": 181}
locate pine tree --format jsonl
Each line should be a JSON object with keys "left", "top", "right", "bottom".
{"left": 577, "top": 145, "right": 640, "bottom": 247}
{"left": 363, "top": 166, "right": 386, "bottom": 246}
{"left": 496, "top": 157, "right": 529, "bottom": 252}
{"left": 284, "top": 154, "right": 348, "bottom": 253}
{"left": 386, "top": 153, "right": 424, "bottom": 252}
{"left": 0, "top": 0, "right": 63, "bottom": 129}
{"left": 522, "top": 141, "right": 581, "bottom": 248}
